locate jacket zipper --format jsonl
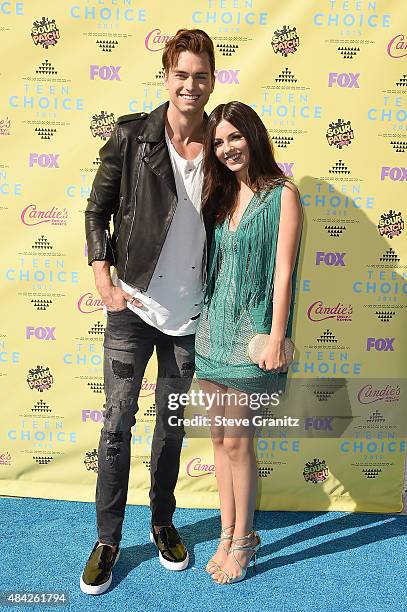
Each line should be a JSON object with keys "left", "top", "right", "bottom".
{"left": 124, "top": 143, "right": 146, "bottom": 281}
{"left": 116, "top": 196, "right": 124, "bottom": 239}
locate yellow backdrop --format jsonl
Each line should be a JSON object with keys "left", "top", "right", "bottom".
{"left": 1, "top": 0, "right": 406, "bottom": 512}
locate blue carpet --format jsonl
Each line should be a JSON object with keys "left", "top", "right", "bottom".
{"left": 1, "top": 497, "right": 406, "bottom": 612}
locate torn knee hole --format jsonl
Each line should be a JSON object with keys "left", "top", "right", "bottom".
{"left": 105, "top": 431, "right": 123, "bottom": 462}
{"left": 179, "top": 361, "right": 194, "bottom": 378}
{"left": 103, "top": 404, "right": 113, "bottom": 421}
{"left": 104, "top": 431, "right": 123, "bottom": 445}
{"left": 106, "top": 446, "right": 121, "bottom": 460}
{"left": 111, "top": 359, "right": 134, "bottom": 380}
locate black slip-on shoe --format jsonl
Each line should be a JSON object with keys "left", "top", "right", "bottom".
{"left": 80, "top": 542, "right": 120, "bottom": 595}
{"left": 150, "top": 523, "right": 189, "bottom": 571}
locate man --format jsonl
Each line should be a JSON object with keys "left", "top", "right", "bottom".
{"left": 80, "top": 29, "right": 215, "bottom": 595}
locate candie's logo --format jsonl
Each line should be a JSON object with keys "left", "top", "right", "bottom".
{"left": 307, "top": 301, "right": 353, "bottom": 322}
{"left": 387, "top": 34, "right": 407, "bottom": 58}
{"left": 31, "top": 17, "right": 60, "bottom": 49}
{"left": 77, "top": 293, "right": 105, "bottom": 314}
{"left": 140, "top": 378, "right": 156, "bottom": 398}
{"left": 271, "top": 25, "right": 300, "bottom": 56}
{"left": 326, "top": 119, "right": 354, "bottom": 149}
{"left": 90, "top": 111, "right": 115, "bottom": 140}
{"left": 303, "top": 458, "right": 329, "bottom": 484}
{"left": 21, "top": 205, "right": 68, "bottom": 226}
{"left": 186, "top": 457, "right": 215, "bottom": 477}
{"left": 145, "top": 29, "right": 174, "bottom": 52}
{"left": 357, "top": 384, "right": 400, "bottom": 404}
{"left": 378, "top": 210, "right": 404, "bottom": 239}
{"left": 27, "top": 365, "right": 54, "bottom": 392}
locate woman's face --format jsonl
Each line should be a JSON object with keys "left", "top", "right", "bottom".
{"left": 212, "top": 119, "right": 250, "bottom": 180}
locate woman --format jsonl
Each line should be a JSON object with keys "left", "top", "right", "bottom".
{"left": 195, "top": 101, "right": 303, "bottom": 584}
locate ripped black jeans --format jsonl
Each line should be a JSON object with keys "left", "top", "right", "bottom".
{"left": 96, "top": 308, "right": 195, "bottom": 546}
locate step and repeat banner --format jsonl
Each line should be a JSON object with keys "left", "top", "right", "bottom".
{"left": 0, "top": 1, "right": 406, "bottom": 512}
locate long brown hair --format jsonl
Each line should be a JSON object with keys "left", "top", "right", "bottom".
{"left": 202, "top": 101, "right": 290, "bottom": 224}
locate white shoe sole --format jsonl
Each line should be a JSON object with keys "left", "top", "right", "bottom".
{"left": 79, "top": 549, "right": 120, "bottom": 595}
{"left": 149, "top": 531, "right": 189, "bottom": 571}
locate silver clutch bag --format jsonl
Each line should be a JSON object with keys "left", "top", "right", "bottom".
{"left": 248, "top": 334, "right": 295, "bottom": 365}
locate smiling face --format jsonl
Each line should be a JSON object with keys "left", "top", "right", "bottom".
{"left": 164, "top": 50, "right": 214, "bottom": 116}
{"left": 212, "top": 119, "right": 251, "bottom": 181}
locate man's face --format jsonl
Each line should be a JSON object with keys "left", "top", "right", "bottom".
{"left": 164, "top": 50, "right": 214, "bottom": 116}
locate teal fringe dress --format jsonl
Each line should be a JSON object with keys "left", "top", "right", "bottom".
{"left": 195, "top": 183, "right": 300, "bottom": 395}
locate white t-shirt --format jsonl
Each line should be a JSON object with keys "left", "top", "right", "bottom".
{"left": 111, "top": 129, "right": 206, "bottom": 336}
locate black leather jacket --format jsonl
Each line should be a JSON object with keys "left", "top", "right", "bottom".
{"left": 85, "top": 101, "right": 213, "bottom": 291}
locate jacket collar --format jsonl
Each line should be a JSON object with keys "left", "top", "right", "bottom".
{"left": 138, "top": 102, "right": 168, "bottom": 142}
{"left": 138, "top": 101, "right": 208, "bottom": 197}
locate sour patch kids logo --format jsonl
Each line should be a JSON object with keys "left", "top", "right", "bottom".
{"left": 271, "top": 25, "right": 300, "bottom": 56}
{"left": 31, "top": 17, "right": 60, "bottom": 49}
{"left": 90, "top": 111, "right": 115, "bottom": 140}
{"left": 326, "top": 119, "right": 354, "bottom": 149}
{"left": 27, "top": 365, "right": 54, "bottom": 392}
{"left": 303, "top": 458, "right": 329, "bottom": 483}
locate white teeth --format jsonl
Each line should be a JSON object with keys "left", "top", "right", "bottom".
{"left": 227, "top": 153, "right": 241, "bottom": 161}
{"left": 181, "top": 94, "right": 199, "bottom": 100}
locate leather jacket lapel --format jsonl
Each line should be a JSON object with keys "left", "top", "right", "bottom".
{"left": 145, "top": 140, "right": 177, "bottom": 197}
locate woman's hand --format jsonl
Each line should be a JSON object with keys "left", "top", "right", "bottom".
{"left": 258, "top": 338, "right": 288, "bottom": 373}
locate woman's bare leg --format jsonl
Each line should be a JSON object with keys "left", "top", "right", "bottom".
{"left": 212, "top": 387, "right": 258, "bottom": 583}
{"left": 198, "top": 379, "right": 235, "bottom": 571}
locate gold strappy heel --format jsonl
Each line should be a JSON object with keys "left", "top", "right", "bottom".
{"left": 213, "top": 530, "right": 261, "bottom": 584}
{"left": 205, "top": 524, "right": 235, "bottom": 575}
